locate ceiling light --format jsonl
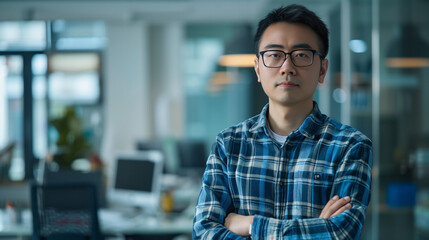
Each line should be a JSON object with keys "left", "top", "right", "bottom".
{"left": 349, "top": 39, "right": 367, "bottom": 53}
{"left": 386, "top": 24, "right": 429, "bottom": 68}
{"left": 218, "top": 54, "right": 255, "bottom": 68}
{"left": 218, "top": 25, "right": 254, "bottom": 68}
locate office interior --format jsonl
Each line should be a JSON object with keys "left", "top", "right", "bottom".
{"left": 0, "top": 0, "right": 428, "bottom": 239}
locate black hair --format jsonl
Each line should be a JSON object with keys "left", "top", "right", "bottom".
{"left": 254, "top": 4, "right": 329, "bottom": 58}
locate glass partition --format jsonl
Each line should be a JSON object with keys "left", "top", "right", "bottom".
{"left": 0, "top": 21, "right": 46, "bottom": 51}
{"left": 375, "top": 0, "right": 429, "bottom": 238}
{"left": 0, "top": 20, "right": 106, "bottom": 180}
{"left": 0, "top": 55, "right": 24, "bottom": 180}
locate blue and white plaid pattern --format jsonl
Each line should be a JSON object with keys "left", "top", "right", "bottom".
{"left": 193, "top": 102, "right": 372, "bottom": 240}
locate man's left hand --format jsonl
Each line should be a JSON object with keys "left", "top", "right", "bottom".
{"left": 224, "top": 213, "right": 254, "bottom": 237}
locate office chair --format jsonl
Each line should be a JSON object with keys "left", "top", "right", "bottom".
{"left": 44, "top": 169, "right": 106, "bottom": 208}
{"left": 31, "top": 182, "right": 103, "bottom": 240}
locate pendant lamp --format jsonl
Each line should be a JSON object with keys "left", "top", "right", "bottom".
{"left": 218, "top": 25, "right": 255, "bottom": 68}
{"left": 385, "top": 2, "right": 429, "bottom": 68}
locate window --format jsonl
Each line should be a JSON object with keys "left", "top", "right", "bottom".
{"left": 0, "top": 20, "right": 106, "bottom": 180}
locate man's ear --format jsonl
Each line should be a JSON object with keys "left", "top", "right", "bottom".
{"left": 318, "top": 59, "right": 329, "bottom": 84}
{"left": 254, "top": 58, "right": 261, "bottom": 83}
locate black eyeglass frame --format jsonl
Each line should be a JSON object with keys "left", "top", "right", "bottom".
{"left": 258, "top": 49, "right": 325, "bottom": 68}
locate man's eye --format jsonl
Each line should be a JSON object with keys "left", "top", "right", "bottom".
{"left": 294, "top": 51, "right": 311, "bottom": 58}
{"left": 295, "top": 53, "right": 309, "bottom": 58}
{"left": 268, "top": 53, "right": 281, "bottom": 58}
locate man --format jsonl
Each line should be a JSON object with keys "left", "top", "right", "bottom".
{"left": 193, "top": 4, "right": 372, "bottom": 240}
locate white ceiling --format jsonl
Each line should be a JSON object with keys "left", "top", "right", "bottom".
{"left": 0, "top": 0, "right": 339, "bottom": 24}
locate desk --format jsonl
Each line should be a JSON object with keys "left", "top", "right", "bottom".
{"left": 0, "top": 222, "right": 31, "bottom": 239}
{"left": 0, "top": 208, "right": 193, "bottom": 239}
{"left": 100, "top": 208, "right": 193, "bottom": 237}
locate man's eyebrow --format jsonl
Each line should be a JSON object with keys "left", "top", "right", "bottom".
{"left": 291, "top": 43, "right": 313, "bottom": 49}
{"left": 262, "top": 43, "right": 314, "bottom": 50}
{"left": 262, "top": 44, "right": 285, "bottom": 50}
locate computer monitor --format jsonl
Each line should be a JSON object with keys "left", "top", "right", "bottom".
{"left": 136, "top": 139, "right": 171, "bottom": 174}
{"left": 176, "top": 139, "right": 207, "bottom": 178}
{"left": 108, "top": 151, "right": 163, "bottom": 212}
{"left": 136, "top": 139, "right": 164, "bottom": 153}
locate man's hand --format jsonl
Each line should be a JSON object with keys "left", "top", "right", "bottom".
{"left": 320, "top": 195, "right": 352, "bottom": 219}
{"left": 224, "top": 213, "right": 254, "bottom": 237}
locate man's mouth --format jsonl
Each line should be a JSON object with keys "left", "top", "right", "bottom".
{"left": 276, "top": 81, "right": 299, "bottom": 88}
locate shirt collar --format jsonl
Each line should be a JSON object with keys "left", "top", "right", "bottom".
{"left": 297, "top": 101, "right": 325, "bottom": 139}
{"left": 249, "top": 101, "right": 325, "bottom": 139}
{"left": 249, "top": 103, "right": 270, "bottom": 135}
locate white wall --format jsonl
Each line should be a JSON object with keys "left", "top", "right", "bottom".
{"left": 101, "top": 20, "right": 186, "bottom": 173}
{"left": 151, "top": 23, "right": 185, "bottom": 139}
{"left": 101, "top": 20, "right": 150, "bottom": 170}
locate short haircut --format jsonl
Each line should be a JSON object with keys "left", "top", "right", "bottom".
{"left": 254, "top": 4, "right": 329, "bottom": 58}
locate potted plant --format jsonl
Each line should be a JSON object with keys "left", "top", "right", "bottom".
{"left": 46, "top": 107, "right": 106, "bottom": 206}
{"left": 49, "top": 107, "right": 91, "bottom": 169}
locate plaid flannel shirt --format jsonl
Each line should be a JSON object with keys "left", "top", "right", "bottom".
{"left": 193, "top": 102, "right": 372, "bottom": 240}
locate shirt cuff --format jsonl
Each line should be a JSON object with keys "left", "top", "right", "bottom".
{"left": 251, "top": 215, "right": 271, "bottom": 239}
{"left": 249, "top": 223, "right": 252, "bottom": 235}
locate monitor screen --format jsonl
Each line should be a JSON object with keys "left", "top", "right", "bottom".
{"left": 114, "top": 159, "right": 154, "bottom": 192}
{"left": 108, "top": 151, "right": 163, "bottom": 211}
{"left": 176, "top": 139, "right": 207, "bottom": 178}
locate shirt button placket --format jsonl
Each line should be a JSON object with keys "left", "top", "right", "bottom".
{"left": 278, "top": 139, "right": 288, "bottom": 219}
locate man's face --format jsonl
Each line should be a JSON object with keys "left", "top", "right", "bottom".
{"left": 254, "top": 22, "right": 328, "bottom": 107}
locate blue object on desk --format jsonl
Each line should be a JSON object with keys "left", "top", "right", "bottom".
{"left": 387, "top": 182, "right": 417, "bottom": 208}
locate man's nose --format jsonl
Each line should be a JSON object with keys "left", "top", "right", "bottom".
{"left": 280, "top": 55, "right": 296, "bottom": 75}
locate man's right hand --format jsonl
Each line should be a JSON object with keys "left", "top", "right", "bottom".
{"left": 319, "top": 195, "right": 352, "bottom": 219}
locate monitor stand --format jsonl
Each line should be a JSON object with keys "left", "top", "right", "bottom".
{"left": 107, "top": 202, "right": 160, "bottom": 220}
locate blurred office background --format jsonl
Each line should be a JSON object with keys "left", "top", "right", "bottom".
{"left": 0, "top": 0, "right": 428, "bottom": 239}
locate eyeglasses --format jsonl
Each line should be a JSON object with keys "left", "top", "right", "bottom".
{"left": 258, "top": 49, "right": 324, "bottom": 68}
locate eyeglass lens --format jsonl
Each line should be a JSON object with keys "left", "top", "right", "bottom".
{"left": 263, "top": 50, "right": 314, "bottom": 67}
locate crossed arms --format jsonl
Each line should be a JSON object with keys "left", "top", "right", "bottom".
{"left": 193, "top": 136, "right": 372, "bottom": 240}
{"left": 224, "top": 194, "right": 352, "bottom": 237}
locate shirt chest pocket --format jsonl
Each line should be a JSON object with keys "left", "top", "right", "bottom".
{"left": 312, "top": 166, "right": 335, "bottom": 205}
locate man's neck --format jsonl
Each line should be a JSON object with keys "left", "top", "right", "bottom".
{"left": 267, "top": 100, "right": 314, "bottom": 136}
